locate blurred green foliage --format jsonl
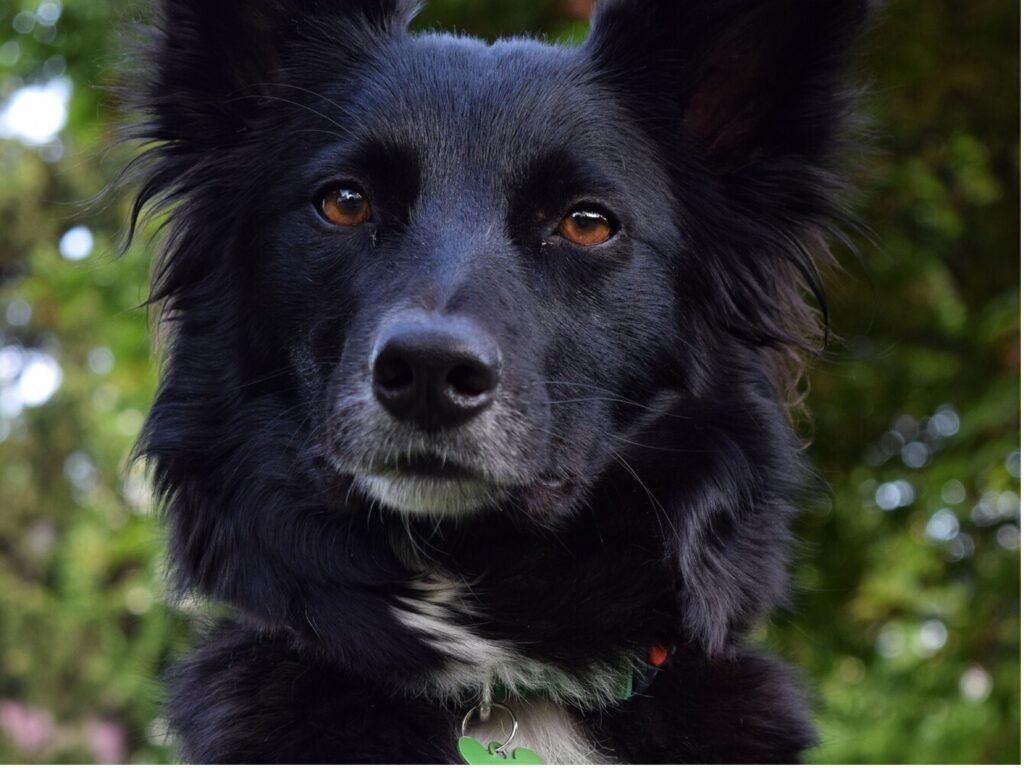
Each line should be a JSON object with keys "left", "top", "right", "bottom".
{"left": 0, "top": 0, "right": 1018, "bottom": 763}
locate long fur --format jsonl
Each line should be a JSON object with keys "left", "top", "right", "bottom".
{"left": 122, "top": 0, "right": 868, "bottom": 762}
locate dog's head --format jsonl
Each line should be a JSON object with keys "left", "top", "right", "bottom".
{"left": 130, "top": 0, "right": 866, "bottom": 663}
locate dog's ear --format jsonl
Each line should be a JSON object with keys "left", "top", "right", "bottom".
{"left": 587, "top": 0, "right": 870, "bottom": 353}
{"left": 141, "top": 0, "right": 416, "bottom": 147}
{"left": 585, "top": 0, "right": 870, "bottom": 168}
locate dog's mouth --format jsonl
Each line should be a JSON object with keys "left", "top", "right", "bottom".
{"left": 350, "top": 453, "right": 574, "bottom": 517}
{"left": 351, "top": 452, "right": 504, "bottom": 516}
{"left": 377, "top": 454, "right": 481, "bottom": 482}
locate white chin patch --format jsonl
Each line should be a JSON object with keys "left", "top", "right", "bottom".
{"left": 356, "top": 475, "right": 503, "bottom": 516}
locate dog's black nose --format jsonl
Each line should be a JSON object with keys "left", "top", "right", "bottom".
{"left": 371, "top": 315, "right": 501, "bottom": 429}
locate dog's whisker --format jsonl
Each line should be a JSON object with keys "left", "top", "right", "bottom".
{"left": 608, "top": 447, "right": 678, "bottom": 542}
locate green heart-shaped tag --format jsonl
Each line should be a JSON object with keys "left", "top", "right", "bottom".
{"left": 457, "top": 737, "right": 544, "bottom": 765}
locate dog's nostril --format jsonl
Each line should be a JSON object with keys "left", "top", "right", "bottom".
{"left": 375, "top": 353, "right": 415, "bottom": 392}
{"left": 447, "top": 362, "right": 495, "bottom": 399}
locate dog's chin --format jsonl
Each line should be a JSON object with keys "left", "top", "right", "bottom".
{"left": 355, "top": 474, "right": 506, "bottom": 516}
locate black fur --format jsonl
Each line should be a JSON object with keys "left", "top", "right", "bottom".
{"left": 123, "top": 0, "right": 867, "bottom": 762}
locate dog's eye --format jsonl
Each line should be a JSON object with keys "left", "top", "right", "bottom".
{"left": 320, "top": 187, "right": 371, "bottom": 227}
{"left": 558, "top": 208, "right": 615, "bottom": 247}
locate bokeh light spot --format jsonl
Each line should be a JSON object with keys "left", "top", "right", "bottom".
{"left": 16, "top": 352, "right": 62, "bottom": 407}
{"left": 893, "top": 414, "right": 919, "bottom": 438}
{"left": 0, "top": 40, "right": 20, "bottom": 66}
{"left": 5, "top": 298, "right": 32, "bottom": 327}
{"left": 59, "top": 226, "right": 94, "bottom": 261}
{"left": 926, "top": 407, "right": 961, "bottom": 439}
{"left": 0, "top": 347, "right": 63, "bottom": 413}
{"left": 946, "top": 533, "right": 975, "bottom": 562}
{"left": 959, "top": 665, "right": 992, "bottom": 702}
{"left": 917, "top": 619, "right": 948, "bottom": 655}
{"left": 971, "top": 496, "right": 999, "bottom": 526}
{"left": 64, "top": 451, "right": 98, "bottom": 494}
{"left": 125, "top": 586, "right": 154, "bottom": 616}
{"left": 875, "top": 623, "right": 905, "bottom": 659}
{"left": 941, "top": 479, "right": 966, "bottom": 505}
{"left": 901, "top": 441, "right": 930, "bottom": 468}
{"left": 36, "top": 1, "right": 63, "bottom": 26}
{"left": 880, "top": 429, "right": 905, "bottom": 456}
{"left": 925, "top": 509, "right": 959, "bottom": 542}
{"left": 116, "top": 408, "right": 144, "bottom": 438}
{"left": 0, "top": 78, "right": 71, "bottom": 146}
{"left": 996, "top": 490, "right": 1019, "bottom": 517}
{"left": 87, "top": 347, "right": 115, "bottom": 375}
{"left": 12, "top": 11, "right": 36, "bottom": 34}
{"left": 1006, "top": 450, "right": 1020, "bottom": 478}
{"left": 875, "top": 480, "right": 915, "bottom": 510}
{"left": 996, "top": 524, "right": 1019, "bottom": 551}
{"left": 42, "top": 54, "right": 66, "bottom": 78}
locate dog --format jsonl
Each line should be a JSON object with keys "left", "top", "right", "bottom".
{"left": 123, "top": 0, "right": 868, "bottom": 762}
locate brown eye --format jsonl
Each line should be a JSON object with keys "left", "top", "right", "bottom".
{"left": 321, "top": 187, "right": 371, "bottom": 227}
{"left": 558, "top": 208, "right": 615, "bottom": 246}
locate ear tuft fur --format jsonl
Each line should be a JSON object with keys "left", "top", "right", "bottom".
{"left": 136, "top": 0, "right": 418, "bottom": 147}
{"left": 587, "top": 0, "right": 871, "bottom": 165}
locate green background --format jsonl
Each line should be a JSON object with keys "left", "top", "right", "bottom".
{"left": 0, "top": 0, "right": 1019, "bottom": 763}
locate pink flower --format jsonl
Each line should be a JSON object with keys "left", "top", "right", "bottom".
{"left": 86, "top": 718, "right": 127, "bottom": 764}
{"left": 0, "top": 699, "right": 55, "bottom": 754}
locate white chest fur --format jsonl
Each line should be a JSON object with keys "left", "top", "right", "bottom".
{"left": 464, "top": 699, "right": 611, "bottom": 765}
{"left": 391, "top": 572, "right": 621, "bottom": 763}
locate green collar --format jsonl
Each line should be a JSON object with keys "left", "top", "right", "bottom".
{"left": 488, "top": 643, "right": 672, "bottom": 708}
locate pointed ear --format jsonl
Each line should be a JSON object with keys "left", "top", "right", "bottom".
{"left": 142, "top": 0, "right": 417, "bottom": 146}
{"left": 585, "top": 0, "right": 871, "bottom": 357}
{"left": 585, "top": 0, "right": 870, "bottom": 167}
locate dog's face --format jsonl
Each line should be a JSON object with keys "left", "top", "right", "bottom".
{"left": 248, "top": 37, "right": 681, "bottom": 519}
{"left": 133, "top": 0, "right": 866, "bottom": 663}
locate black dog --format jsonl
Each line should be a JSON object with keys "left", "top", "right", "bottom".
{"left": 125, "top": 0, "right": 868, "bottom": 762}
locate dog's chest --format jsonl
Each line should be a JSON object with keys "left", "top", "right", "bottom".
{"left": 391, "top": 568, "right": 625, "bottom": 763}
